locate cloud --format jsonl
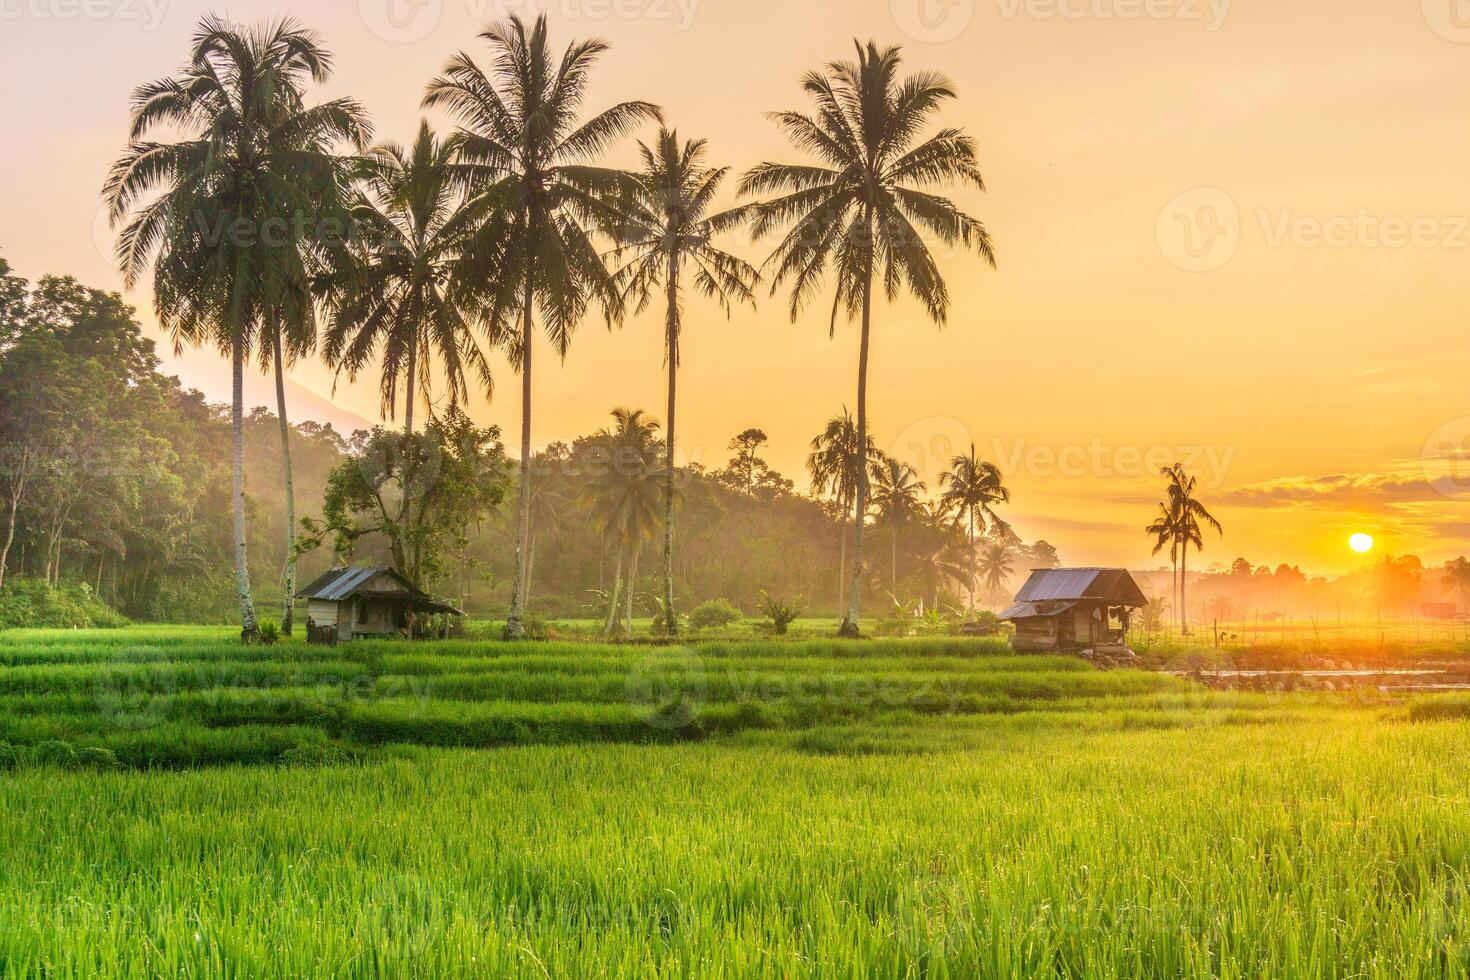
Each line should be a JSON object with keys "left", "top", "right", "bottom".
{"left": 1215, "top": 471, "right": 1458, "bottom": 509}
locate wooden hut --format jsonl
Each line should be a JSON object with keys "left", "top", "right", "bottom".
{"left": 296, "top": 566, "right": 463, "bottom": 645}
{"left": 999, "top": 568, "right": 1147, "bottom": 654}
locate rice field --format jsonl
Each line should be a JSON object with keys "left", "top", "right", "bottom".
{"left": 3, "top": 625, "right": 1470, "bottom": 977}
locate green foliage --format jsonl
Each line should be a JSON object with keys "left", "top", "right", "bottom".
{"left": 0, "top": 580, "right": 129, "bottom": 630}
{"left": 758, "top": 590, "right": 806, "bottom": 635}
{"left": 688, "top": 598, "right": 743, "bottom": 631}
{"left": 298, "top": 409, "right": 509, "bottom": 591}
{"left": 255, "top": 620, "right": 281, "bottom": 646}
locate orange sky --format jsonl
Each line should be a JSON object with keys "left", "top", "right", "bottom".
{"left": 3, "top": 0, "right": 1468, "bottom": 574}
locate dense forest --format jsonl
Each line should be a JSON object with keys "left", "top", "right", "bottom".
{"left": 0, "top": 253, "right": 1064, "bottom": 626}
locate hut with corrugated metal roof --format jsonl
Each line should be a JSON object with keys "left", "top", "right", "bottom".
{"left": 296, "top": 566, "right": 464, "bottom": 645}
{"left": 999, "top": 568, "right": 1147, "bottom": 654}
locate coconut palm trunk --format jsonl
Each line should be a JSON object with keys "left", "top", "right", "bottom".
{"left": 271, "top": 330, "right": 297, "bottom": 636}
{"left": 662, "top": 255, "right": 679, "bottom": 636}
{"left": 232, "top": 337, "right": 259, "bottom": 641}
{"left": 968, "top": 509, "right": 978, "bottom": 610}
{"left": 840, "top": 255, "right": 873, "bottom": 637}
{"left": 626, "top": 546, "right": 639, "bottom": 636}
{"left": 604, "top": 552, "right": 623, "bottom": 637}
{"left": 504, "top": 273, "right": 535, "bottom": 640}
{"left": 1180, "top": 543, "right": 1189, "bottom": 635}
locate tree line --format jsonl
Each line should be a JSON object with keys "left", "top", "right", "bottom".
{"left": 0, "top": 256, "right": 1061, "bottom": 628}
{"left": 98, "top": 14, "right": 999, "bottom": 640}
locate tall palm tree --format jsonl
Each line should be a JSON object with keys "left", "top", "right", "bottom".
{"left": 807, "top": 409, "right": 884, "bottom": 616}
{"left": 105, "top": 16, "right": 368, "bottom": 641}
{"left": 938, "top": 445, "right": 1009, "bottom": 610}
{"left": 742, "top": 41, "right": 995, "bottom": 636}
{"left": 1163, "top": 464, "right": 1223, "bottom": 635}
{"left": 585, "top": 408, "right": 663, "bottom": 636}
{"left": 322, "top": 120, "right": 494, "bottom": 439}
{"left": 976, "top": 541, "right": 1015, "bottom": 608}
{"left": 869, "top": 457, "right": 925, "bottom": 593}
{"left": 1145, "top": 502, "right": 1179, "bottom": 632}
{"left": 424, "top": 14, "right": 661, "bottom": 640}
{"left": 610, "top": 128, "right": 760, "bottom": 637}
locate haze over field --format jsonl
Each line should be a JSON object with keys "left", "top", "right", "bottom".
{"left": 3, "top": 0, "right": 1467, "bottom": 572}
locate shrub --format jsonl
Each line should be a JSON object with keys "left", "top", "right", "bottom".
{"left": 689, "top": 599, "right": 743, "bottom": 631}
{"left": 256, "top": 620, "right": 281, "bottom": 646}
{"left": 0, "top": 580, "right": 130, "bottom": 630}
{"left": 758, "top": 590, "right": 805, "bottom": 636}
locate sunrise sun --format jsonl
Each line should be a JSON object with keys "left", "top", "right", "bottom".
{"left": 1349, "top": 533, "right": 1375, "bottom": 554}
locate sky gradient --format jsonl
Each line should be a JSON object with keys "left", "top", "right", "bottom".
{"left": 3, "top": 0, "right": 1468, "bottom": 574}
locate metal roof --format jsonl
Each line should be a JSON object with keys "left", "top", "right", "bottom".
{"left": 999, "top": 599, "right": 1079, "bottom": 621}
{"left": 1012, "top": 567, "right": 1147, "bottom": 606}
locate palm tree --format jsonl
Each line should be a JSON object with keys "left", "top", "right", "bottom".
{"left": 807, "top": 409, "right": 884, "bottom": 617}
{"left": 424, "top": 14, "right": 661, "bottom": 640}
{"left": 1444, "top": 557, "right": 1470, "bottom": 613}
{"left": 869, "top": 457, "right": 925, "bottom": 593}
{"left": 1145, "top": 503, "right": 1179, "bottom": 632}
{"left": 976, "top": 541, "right": 1015, "bottom": 608}
{"left": 105, "top": 17, "right": 368, "bottom": 641}
{"left": 610, "top": 128, "right": 760, "bottom": 637}
{"left": 1163, "top": 464, "right": 1223, "bottom": 635}
{"left": 742, "top": 41, "right": 995, "bottom": 636}
{"left": 938, "top": 445, "right": 1009, "bottom": 611}
{"left": 584, "top": 408, "right": 663, "bottom": 637}
{"left": 911, "top": 499, "right": 967, "bottom": 609}
{"left": 322, "top": 120, "right": 494, "bottom": 438}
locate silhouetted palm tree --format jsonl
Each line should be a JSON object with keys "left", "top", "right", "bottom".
{"left": 807, "top": 409, "right": 884, "bottom": 616}
{"left": 1444, "top": 557, "right": 1470, "bottom": 613}
{"left": 1145, "top": 503, "right": 1179, "bottom": 631}
{"left": 742, "top": 41, "right": 995, "bottom": 636}
{"left": 976, "top": 541, "right": 1015, "bottom": 607}
{"left": 870, "top": 457, "right": 925, "bottom": 593}
{"left": 322, "top": 120, "right": 493, "bottom": 438}
{"left": 105, "top": 16, "right": 368, "bottom": 640}
{"left": 939, "top": 445, "right": 1009, "bottom": 610}
{"left": 611, "top": 128, "right": 759, "bottom": 636}
{"left": 1163, "top": 464, "right": 1222, "bottom": 635}
{"left": 585, "top": 408, "right": 663, "bottom": 636}
{"left": 424, "top": 13, "right": 661, "bottom": 639}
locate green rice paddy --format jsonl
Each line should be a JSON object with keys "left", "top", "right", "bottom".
{"left": 2, "top": 625, "right": 1469, "bottom": 977}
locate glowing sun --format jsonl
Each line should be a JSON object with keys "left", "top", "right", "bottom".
{"left": 1349, "top": 533, "right": 1375, "bottom": 554}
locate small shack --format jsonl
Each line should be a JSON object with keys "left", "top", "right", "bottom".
{"left": 297, "top": 566, "right": 464, "bottom": 645}
{"left": 1000, "top": 568, "right": 1147, "bottom": 654}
